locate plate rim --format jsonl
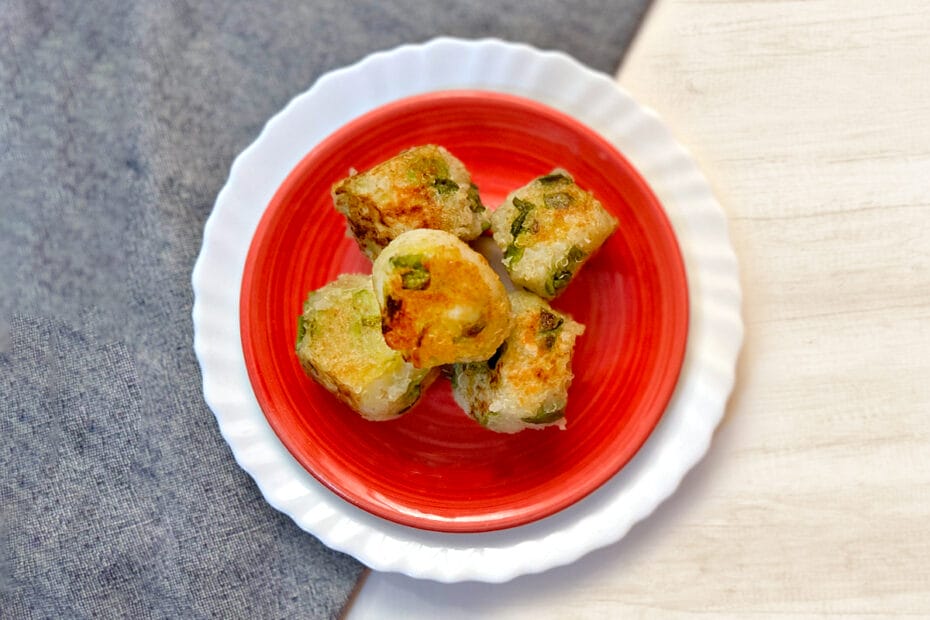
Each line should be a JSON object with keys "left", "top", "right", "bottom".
{"left": 237, "top": 87, "right": 691, "bottom": 533}
{"left": 192, "top": 36, "right": 743, "bottom": 583}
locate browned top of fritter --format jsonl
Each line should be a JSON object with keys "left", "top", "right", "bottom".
{"left": 379, "top": 244, "right": 509, "bottom": 368}
{"left": 332, "top": 145, "right": 487, "bottom": 259}
{"left": 496, "top": 173, "right": 617, "bottom": 247}
{"left": 501, "top": 302, "right": 578, "bottom": 397}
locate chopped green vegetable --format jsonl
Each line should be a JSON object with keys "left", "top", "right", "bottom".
{"left": 474, "top": 407, "right": 498, "bottom": 428}
{"left": 545, "top": 271, "right": 572, "bottom": 297}
{"left": 520, "top": 405, "right": 565, "bottom": 425}
{"left": 390, "top": 254, "right": 431, "bottom": 290}
{"left": 510, "top": 197, "right": 535, "bottom": 237}
{"left": 390, "top": 254, "right": 425, "bottom": 269}
{"left": 503, "top": 242, "right": 524, "bottom": 263}
{"left": 566, "top": 245, "right": 586, "bottom": 262}
{"left": 433, "top": 177, "right": 459, "bottom": 194}
{"left": 401, "top": 378, "right": 423, "bottom": 406}
{"left": 406, "top": 155, "right": 450, "bottom": 183}
{"left": 544, "top": 246, "right": 587, "bottom": 296}
{"left": 538, "top": 310, "right": 564, "bottom": 349}
{"left": 295, "top": 316, "right": 307, "bottom": 349}
{"left": 536, "top": 173, "right": 571, "bottom": 185}
{"left": 538, "top": 309, "right": 564, "bottom": 333}
{"left": 506, "top": 197, "right": 537, "bottom": 264}
{"left": 467, "top": 183, "right": 486, "bottom": 213}
{"left": 401, "top": 268, "right": 430, "bottom": 290}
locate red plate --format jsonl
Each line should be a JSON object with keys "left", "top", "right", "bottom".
{"left": 240, "top": 90, "right": 688, "bottom": 532}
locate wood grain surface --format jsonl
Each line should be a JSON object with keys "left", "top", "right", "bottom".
{"left": 608, "top": 0, "right": 930, "bottom": 615}
{"left": 349, "top": 1, "right": 930, "bottom": 616}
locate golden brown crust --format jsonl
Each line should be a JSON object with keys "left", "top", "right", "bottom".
{"left": 332, "top": 145, "right": 489, "bottom": 259}
{"left": 372, "top": 229, "right": 511, "bottom": 369}
{"left": 490, "top": 171, "right": 618, "bottom": 299}
{"left": 451, "top": 290, "right": 585, "bottom": 433}
{"left": 294, "top": 274, "right": 438, "bottom": 420}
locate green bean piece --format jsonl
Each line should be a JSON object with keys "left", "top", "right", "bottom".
{"left": 295, "top": 316, "right": 307, "bottom": 349}
{"left": 433, "top": 177, "right": 459, "bottom": 194}
{"left": 503, "top": 243, "right": 524, "bottom": 263}
{"left": 510, "top": 197, "right": 535, "bottom": 237}
{"left": 467, "top": 183, "right": 486, "bottom": 213}
{"left": 390, "top": 254, "right": 431, "bottom": 290}
{"left": 544, "top": 246, "right": 587, "bottom": 296}
{"left": 520, "top": 406, "right": 565, "bottom": 425}
{"left": 536, "top": 173, "right": 571, "bottom": 185}
{"left": 401, "top": 268, "right": 430, "bottom": 290}
{"left": 538, "top": 309, "right": 564, "bottom": 333}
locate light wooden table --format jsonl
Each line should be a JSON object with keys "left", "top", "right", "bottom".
{"left": 348, "top": 1, "right": 930, "bottom": 616}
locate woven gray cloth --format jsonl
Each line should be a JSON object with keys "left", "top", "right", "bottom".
{"left": 0, "top": 1, "right": 650, "bottom": 618}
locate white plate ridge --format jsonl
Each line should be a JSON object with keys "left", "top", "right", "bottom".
{"left": 192, "top": 37, "right": 743, "bottom": 583}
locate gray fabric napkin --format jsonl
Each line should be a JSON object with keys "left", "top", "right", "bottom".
{"left": 0, "top": 1, "right": 650, "bottom": 617}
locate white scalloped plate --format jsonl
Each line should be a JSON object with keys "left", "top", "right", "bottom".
{"left": 192, "top": 37, "right": 743, "bottom": 583}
